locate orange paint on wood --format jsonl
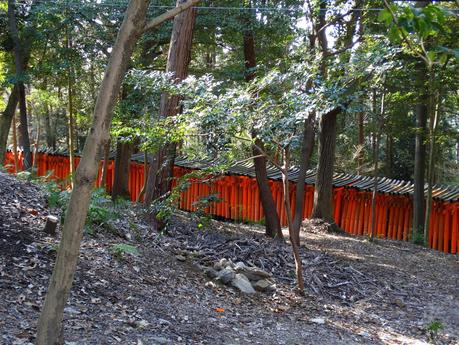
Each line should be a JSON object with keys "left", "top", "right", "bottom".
{"left": 443, "top": 210, "right": 450, "bottom": 253}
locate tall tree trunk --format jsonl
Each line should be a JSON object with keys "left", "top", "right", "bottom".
{"left": 291, "top": 114, "right": 315, "bottom": 242}
{"left": 67, "top": 29, "right": 76, "bottom": 187}
{"left": 112, "top": 141, "right": 133, "bottom": 200}
{"left": 35, "top": 1, "right": 199, "bottom": 342}
{"left": 241, "top": 4, "right": 283, "bottom": 239}
{"left": 371, "top": 88, "right": 385, "bottom": 241}
{"left": 0, "top": 86, "right": 19, "bottom": 164}
{"left": 311, "top": 108, "right": 341, "bottom": 224}
{"left": 411, "top": 0, "right": 430, "bottom": 243}
{"left": 144, "top": 0, "right": 197, "bottom": 228}
{"left": 311, "top": 0, "right": 360, "bottom": 226}
{"left": 357, "top": 111, "right": 364, "bottom": 174}
{"left": 423, "top": 90, "right": 440, "bottom": 242}
{"left": 412, "top": 68, "right": 428, "bottom": 242}
{"left": 8, "top": 0, "right": 32, "bottom": 169}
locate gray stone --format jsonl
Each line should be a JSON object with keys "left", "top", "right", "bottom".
{"left": 239, "top": 267, "right": 271, "bottom": 282}
{"left": 253, "top": 279, "right": 276, "bottom": 292}
{"left": 231, "top": 273, "right": 256, "bottom": 294}
{"left": 204, "top": 267, "right": 219, "bottom": 278}
{"left": 175, "top": 255, "right": 186, "bottom": 262}
{"left": 214, "top": 258, "right": 229, "bottom": 271}
{"left": 213, "top": 261, "right": 223, "bottom": 271}
{"left": 310, "top": 317, "right": 325, "bottom": 324}
{"left": 150, "top": 336, "right": 169, "bottom": 344}
{"left": 234, "top": 261, "right": 246, "bottom": 271}
{"left": 217, "top": 268, "right": 235, "bottom": 284}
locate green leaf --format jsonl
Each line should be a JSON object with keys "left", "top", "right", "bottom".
{"left": 388, "top": 25, "right": 401, "bottom": 43}
{"left": 378, "top": 9, "right": 393, "bottom": 24}
{"left": 426, "top": 50, "right": 436, "bottom": 62}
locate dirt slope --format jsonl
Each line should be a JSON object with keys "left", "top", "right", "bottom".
{"left": 0, "top": 171, "right": 458, "bottom": 345}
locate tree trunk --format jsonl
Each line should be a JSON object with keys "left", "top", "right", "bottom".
{"left": 291, "top": 114, "right": 315, "bottom": 242}
{"left": 311, "top": 108, "right": 341, "bottom": 224}
{"left": 371, "top": 88, "right": 385, "bottom": 241}
{"left": 44, "top": 100, "right": 54, "bottom": 149}
{"left": 67, "top": 29, "right": 76, "bottom": 187}
{"left": 12, "top": 113, "right": 19, "bottom": 172}
{"left": 8, "top": 0, "right": 32, "bottom": 169}
{"left": 411, "top": 1, "right": 430, "bottom": 243}
{"left": 144, "top": 0, "right": 197, "bottom": 227}
{"left": 112, "top": 141, "right": 133, "bottom": 200}
{"left": 36, "top": 0, "right": 200, "bottom": 336}
{"left": 33, "top": 117, "right": 41, "bottom": 171}
{"left": 281, "top": 147, "right": 305, "bottom": 292}
{"left": 310, "top": 0, "right": 358, "bottom": 227}
{"left": 36, "top": 1, "right": 153, "bottom": 342}
{"left": 136, "top": 151, "right": 149, "bottom": 202}
{"left": 412, "top": 70, "right": 428, "bottom": 242}
{"left": 252, "top": 139, "right": 283, "bottom": 239}
{"left": 242, "top": 4, "right": 283, "bottom": 239}
{"left": 423, "top": 90, "right": 440, "bottom": 242}
{"left": 357, "top": 111, "right": 364, "bottom": 174}
{"left": 385, "top": 133, "right": 393, "bottom": 178}
{"left": 99, "top": 139, "right": 111, "bottom": 189}
{"left": 0, "top": 86, "right": 19, "bottom": 164}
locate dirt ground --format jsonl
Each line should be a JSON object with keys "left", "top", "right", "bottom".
{"left": 0, "top": 171, "right": 458, "bottom": 345}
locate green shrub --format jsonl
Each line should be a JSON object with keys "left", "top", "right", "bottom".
{"left": 426, "top": 320, "right": 444, "bottom": 341}
{"left": 110, "top": 243, "right": 140, "bottom": 260}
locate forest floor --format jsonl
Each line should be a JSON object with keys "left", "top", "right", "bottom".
{"left": 0, "top": 171, "right": 458, "bottom": 345}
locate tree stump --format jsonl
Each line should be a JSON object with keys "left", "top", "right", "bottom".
{"left": 43, "top": 215, "right": 58, "bottom": 236}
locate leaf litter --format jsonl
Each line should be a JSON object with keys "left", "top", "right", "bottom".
{"left": 0, "top": 171, "right": 458, "bottom": 344}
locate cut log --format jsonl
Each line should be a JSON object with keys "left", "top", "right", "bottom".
{"left": 43, "top": 215, "right": 58, "bottom": 236}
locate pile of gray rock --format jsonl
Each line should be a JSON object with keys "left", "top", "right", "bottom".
{"left": 204, "top": 258, "right": 276, "bottom": 294}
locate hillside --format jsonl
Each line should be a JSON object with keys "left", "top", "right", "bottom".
{"left": 0, "top": 172, "right": 458, "bottom": 345}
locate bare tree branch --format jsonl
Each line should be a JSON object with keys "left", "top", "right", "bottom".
{"left": 143, "top": 0, "right": 200, "bottom": 33}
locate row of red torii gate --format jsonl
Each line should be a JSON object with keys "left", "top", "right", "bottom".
{"left": 4, "top": 150, "right": 459, "bottom": 255}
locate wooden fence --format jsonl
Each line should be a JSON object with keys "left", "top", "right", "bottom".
{"left": 3, "top": 151, "right": 458, "bottom": 255}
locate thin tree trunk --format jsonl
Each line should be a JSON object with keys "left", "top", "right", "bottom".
{"left": 311, "top": 108, "right": 341, "bottom": 225}
{"left": 357, "top": 111, "right": 364, "bottom": 174}
{"left": 136, "top": 151, "right": 149, "bottom": 202}
{"left": 385, "top": 133, "right": 393, "bottom": 178}
{"left": 33, "top": 117, "right": 41, "bottom": 171}
{"left": 0, "top": 86, "right": 19, "bottom": 164}
{"left": 423, "top": 91, "right": 440, "bottom": 242}
{"left": 12, "top": 113, "right": 19, "bottom": 173}
{"left": 144, "top": 153, "right": 160, "bottom": 206}
{"left": 8, "top": 0, "right": 32, "bottom": 169}
{"left": 36, "top": 1, "right": 199, "bottom": 342}
{"left": 371, "top": 88, "right": 385, "bottom": 241}
{"left": 412, "top": 67, "right": 428, "bottom": 242}
{"left": 281, "top": 146, "right": 304, "bottom": 292}
{"left": 67, "top": 29, "right": 76, "bottom": 187}
{"left": 99, "top": 139, "right": 111, "bottom": 189}
{"left": 291, "top": 114, "right": 315, "bottom": 242}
